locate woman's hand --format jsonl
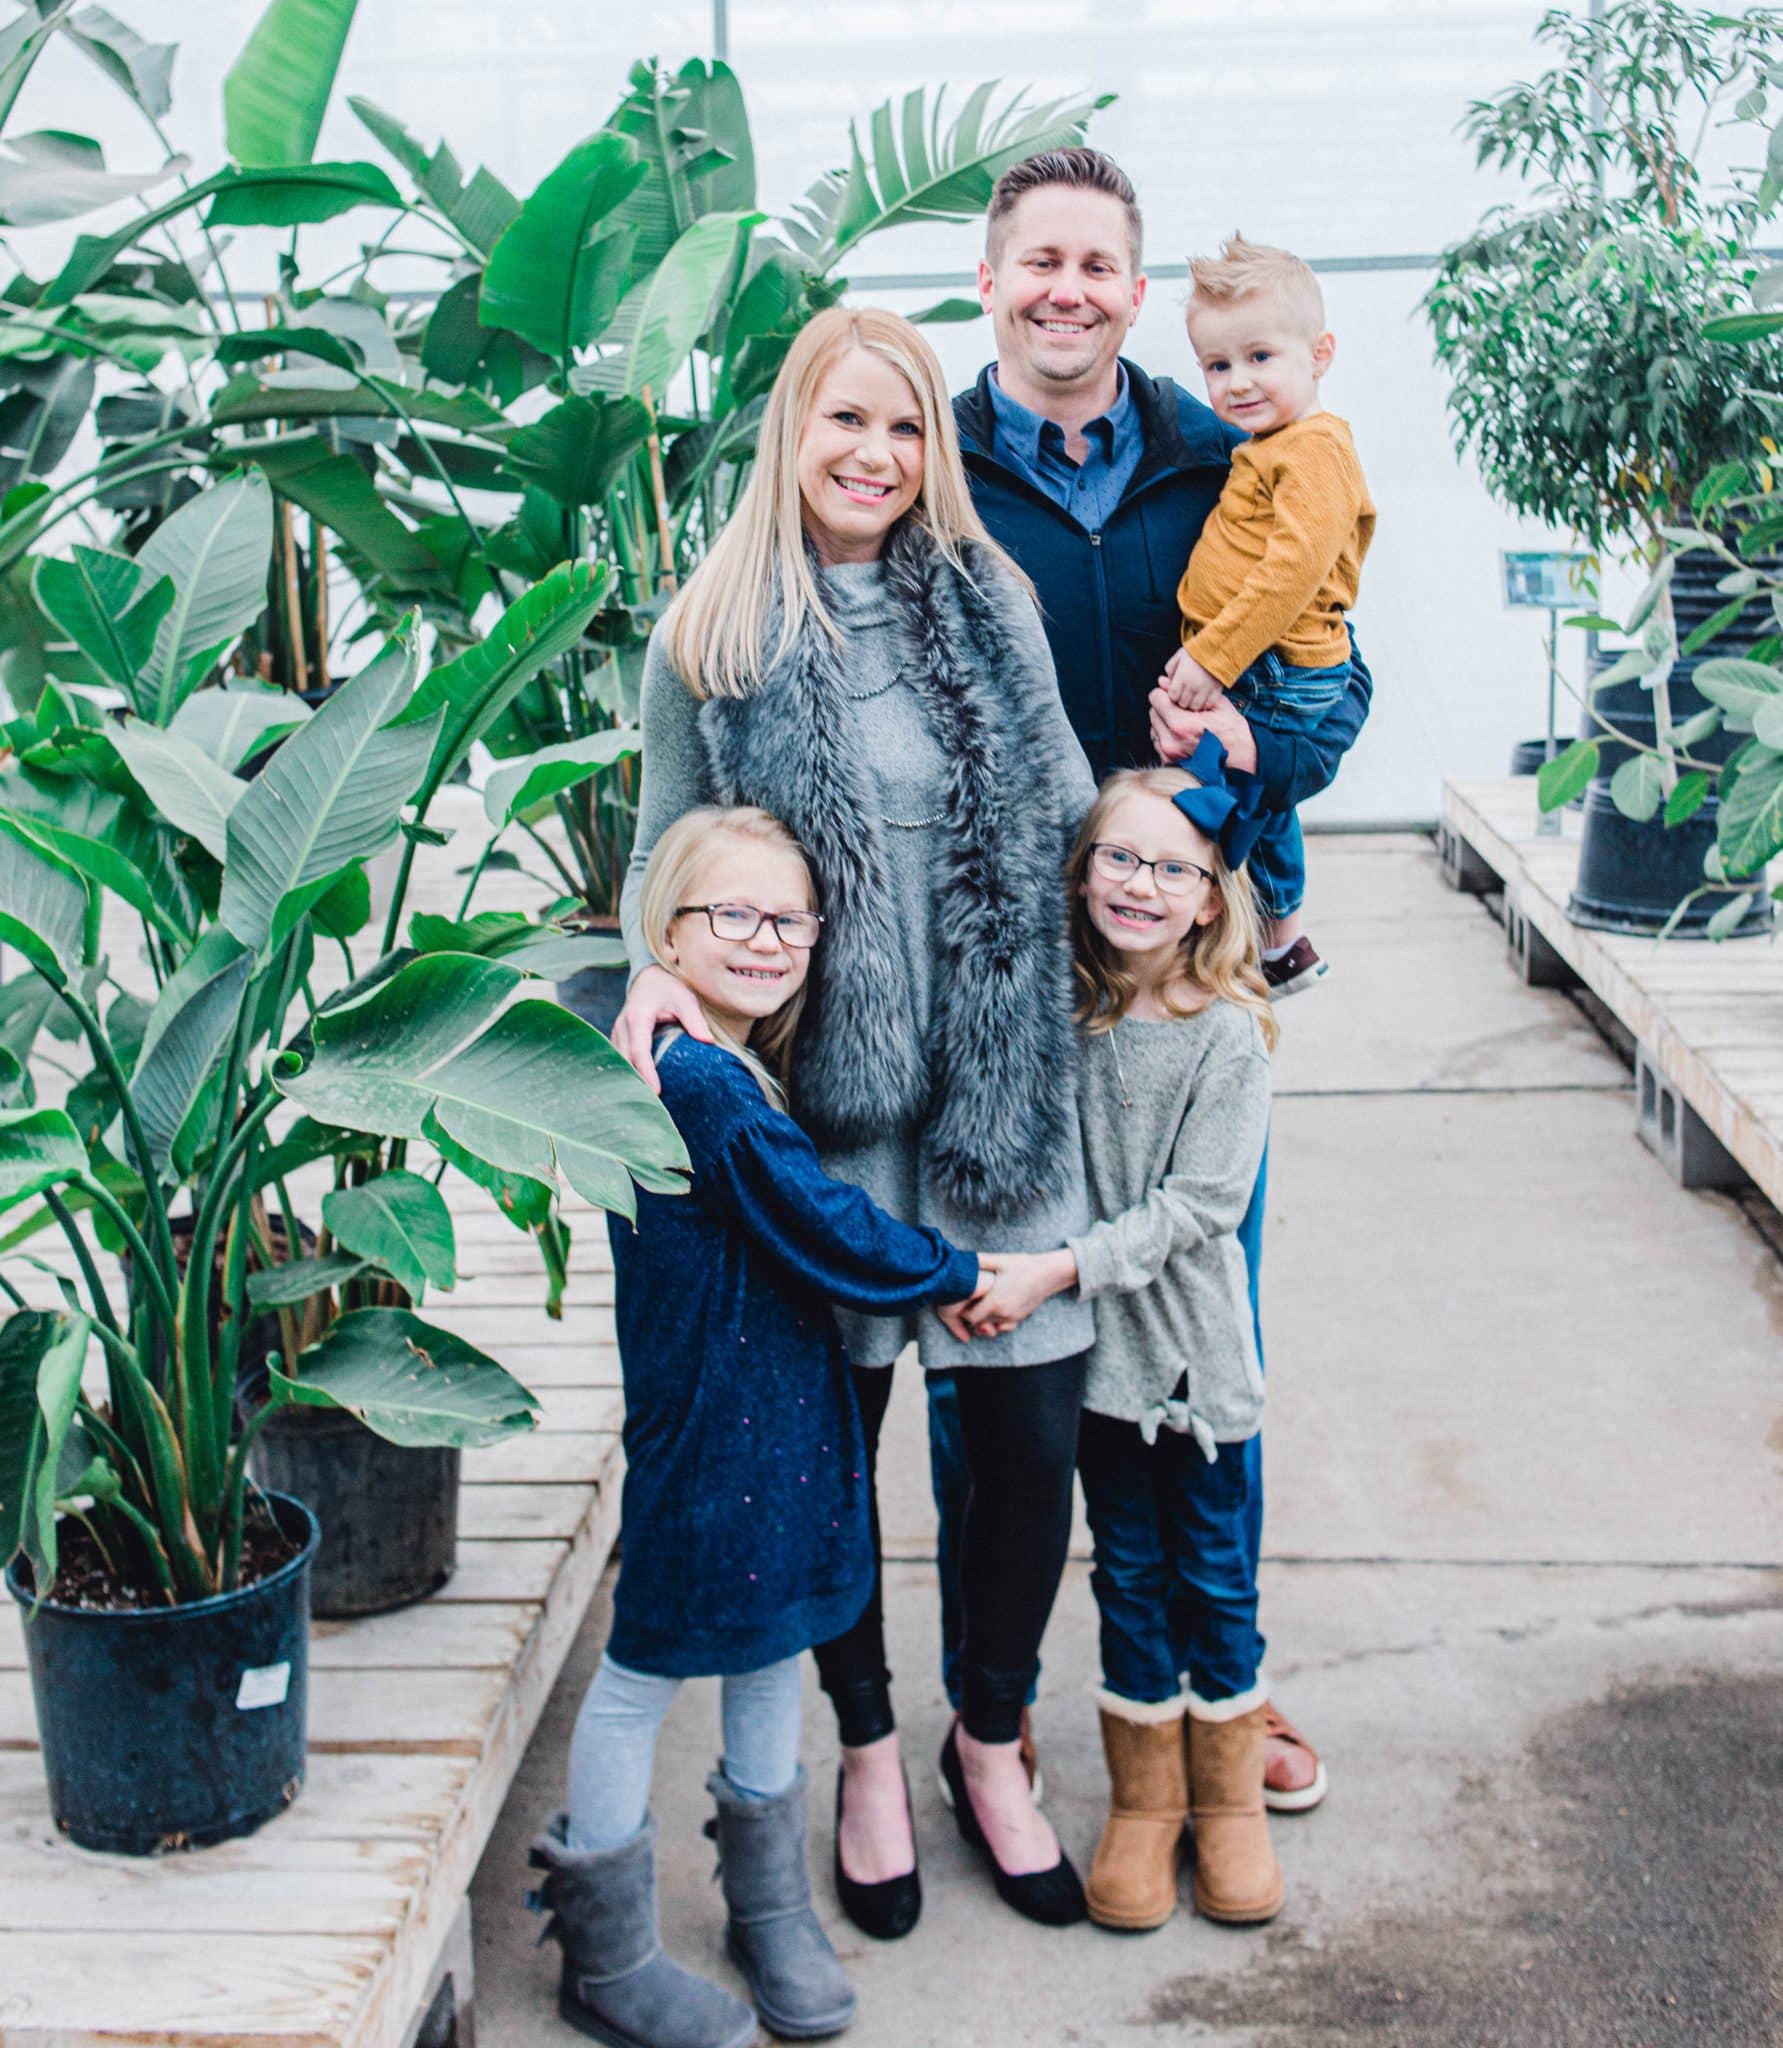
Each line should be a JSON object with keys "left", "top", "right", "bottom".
{"left": 1149, "top": 686, "right": 1259, "bottom": 775}
{"left": 609, "top": 963, "right": 715, "bottom": 1094}
{"left": 958, "top": 1248, "right": 1078, "bottom": 1339}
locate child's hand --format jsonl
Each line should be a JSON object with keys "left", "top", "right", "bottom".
{"left": 960, "top": 1249, "right": 1078, "bottom": 1338}
{"left": 937, "top": 1264, "right": 996, "bottom": 1343}
{"left": 1160, "top": 646, "right": 1226, "bottom": 713}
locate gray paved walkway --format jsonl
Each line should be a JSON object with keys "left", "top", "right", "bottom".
{"left": 471, "top": 835, "right": 1783, "bottom": 2048}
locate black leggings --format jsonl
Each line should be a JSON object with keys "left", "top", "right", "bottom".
{"left": 815, "top": 1353, "right": 1088, "bottom": 1746}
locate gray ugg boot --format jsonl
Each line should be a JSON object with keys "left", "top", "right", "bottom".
{"left": 705, "top": 1768, "right": 857, "bottom": 2040}
{"left": 528, "top": 1813, "right": 758, "bottom": 2048}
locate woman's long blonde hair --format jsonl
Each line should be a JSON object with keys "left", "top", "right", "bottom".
{"left": 1068, "top": 767, "right": 1279, "bottom": 1051}
{"left": 637, "top": 806, "right": 818, "bottom": 1096}
{"left": 662, "top": 305, "right": 1025, "bottom": 700}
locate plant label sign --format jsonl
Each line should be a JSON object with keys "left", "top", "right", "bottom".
{"left": 235, "top": 1661, "right": 292, "bottom": 1712}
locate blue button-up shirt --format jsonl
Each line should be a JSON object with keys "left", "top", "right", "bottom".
{"left": 984, "top": 364, "right": 1143, "bottom": 533}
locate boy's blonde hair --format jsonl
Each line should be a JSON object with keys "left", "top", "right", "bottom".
{"left": 1187, "top": 233, "right": 1325, "bottom": 339}
{"left": 662, "top": 306, "right": 1027, "bottom": 703}
{"left": 637, "top": 806, "right": 818, "bottom": 1095}
{"left": 1067, "top": 768, "right": 1279, "bottom": 1051}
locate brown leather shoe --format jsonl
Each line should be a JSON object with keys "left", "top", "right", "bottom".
{"left": 1263, "top": 1701, "right": 1329, "bottom": 1813}
{"left": 1086, "top": 1703, "right": 1187, "bottom": 1931}
{"left": 1186, "top": 1704, "right": 1284, "bottom": 1924}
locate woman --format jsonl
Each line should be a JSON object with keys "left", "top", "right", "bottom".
{"left": 611, "top": 306, "right": 1097, "bottom": 1932}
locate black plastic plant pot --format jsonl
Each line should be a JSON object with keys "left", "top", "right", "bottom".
{"left": 1571, "top": 552, "right": 1774, "bottom": 937}
{"left": 3, "top": 1491, "right": 318, "bottom": 1856}
{"left": 556, "top": 962, "right": 630, "bottom": 1037}
{"left": 251, "top": 1403, "right": 458, "bottom": 1618}
{"left": 1509, "top": 736, "right": 1551, "bottom": 777}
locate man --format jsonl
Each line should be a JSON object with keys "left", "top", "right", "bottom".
{"left": 925, "top": 146, "right": 1368, "bottom": 1813}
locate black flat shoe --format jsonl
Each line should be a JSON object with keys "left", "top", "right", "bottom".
{"left": 938, "top": 1723, "right": 1087, "bottom": 1928}
{"left": 833, "top": 1764, "right": 922, "bottom": 1940}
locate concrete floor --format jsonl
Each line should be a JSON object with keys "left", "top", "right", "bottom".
{"left": 471, "top": 835, "right": 1783, "bottom": 2048}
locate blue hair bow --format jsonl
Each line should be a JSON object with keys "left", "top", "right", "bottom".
{"left": 1171, "top": 731, "right": 1267, "bottom": 871}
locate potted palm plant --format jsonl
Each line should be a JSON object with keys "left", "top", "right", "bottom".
{"left": 0, "top": 574, "right": 688, "bottom": 1849}
{"left": 1423, "top": 0, "right": 1783, "bottom": 931}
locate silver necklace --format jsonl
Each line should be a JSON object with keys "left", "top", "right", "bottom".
{"left": 836, "top": 661, "right": 943, "bottom": 824}
{"left": 1106, "top": 1026, "right": 1134, "bottom": 1111}
{"left": 843, "top": 666, "right": 905, "bottom": 702}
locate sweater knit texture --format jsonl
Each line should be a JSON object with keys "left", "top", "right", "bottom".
{"left": 622, "top": 551, "right": 1098, "bottom": 1371}
{"left": 606, "top": 1034, "right": 979, "bottom": 1677}
{"left": 1178, "top": 413, "right": 1375, "bottom": 686}
{"left": 1067, "top": 1002, "right": 1271, "bottom": 1451}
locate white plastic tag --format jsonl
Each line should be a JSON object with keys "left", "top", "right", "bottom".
{"left": 235, "top": 1661, "right": 292, "bottom": 1711}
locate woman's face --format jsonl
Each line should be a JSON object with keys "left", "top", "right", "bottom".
{"left": 796, "top": 347, "right": 926, "bottom": 565}
{"left": 1080, "top": 788, "right": 1221, "bottom": 981}
{"left": 662, "top": 838, "right": 816, "bottom": 1041}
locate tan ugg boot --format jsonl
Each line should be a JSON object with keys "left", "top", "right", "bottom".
{"left": 1086, "top": 1699, "right": 1188, "bottom": 1931}
{"left": 1186, "top": 1703, "right": 1284, "bottom": 1924}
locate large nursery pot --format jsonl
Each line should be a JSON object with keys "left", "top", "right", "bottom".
{"left": 3, "top": 1492, "right": 318, "bottom": 1855}
{"left": 1571, "top": 551, "right": 1774, "bottom": 936}
{"left": 248, "top": 1396, "right": 458, "bottom": 1620}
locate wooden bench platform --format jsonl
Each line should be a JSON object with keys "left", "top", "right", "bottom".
{"left": 1441, "top": 776, "right": 1782, "bottom": 1202}
{"left": 0, "top": 812, "right": 630, "bottom": 2045}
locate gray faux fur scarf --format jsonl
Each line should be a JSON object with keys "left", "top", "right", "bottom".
{"left": 698, "top": 521, "right": 1079, "bottom": 1221}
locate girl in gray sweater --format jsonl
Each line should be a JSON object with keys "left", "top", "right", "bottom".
{"left": 960, "top": 739, "right": 1283, "bottom": 1935}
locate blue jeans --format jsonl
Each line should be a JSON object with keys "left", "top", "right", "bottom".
{"left": 927, "top": 1142, "right": 1269, "bottom": 1710}
{"left": 1227, "top": 650, "right": 1356, "bottom": 921}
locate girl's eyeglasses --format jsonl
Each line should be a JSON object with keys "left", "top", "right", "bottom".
{"left": 673, "top": 902, "right": 825, "bottom": 948}
{"left": 1088, "top": 843, "right": 1214, "bottom": 896}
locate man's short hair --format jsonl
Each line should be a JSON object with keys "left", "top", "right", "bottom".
{"left": 986, "top": 148, "right": 1143, "bottom": 270}
{"left": 1188, "top": 233, "right": 1325, "bottom": 336}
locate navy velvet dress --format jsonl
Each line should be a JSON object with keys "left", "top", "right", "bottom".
{"left": 605, "top": 1035, "right": 980, "bottom": 1678}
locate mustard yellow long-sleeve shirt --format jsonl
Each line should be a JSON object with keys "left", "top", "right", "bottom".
{"left": 1178, "top": 413, "right": 1375, "bottom": 687}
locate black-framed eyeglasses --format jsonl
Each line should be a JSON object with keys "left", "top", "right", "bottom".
{"left": 673, "top": 902, "right": 825, "bottom": 948}
{"left": 1088, "top": 843, "right": 1214, "bottom": 896}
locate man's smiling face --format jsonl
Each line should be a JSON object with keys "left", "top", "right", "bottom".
{"left": 979, "top": 186, "right": 1146, "bottom": 402}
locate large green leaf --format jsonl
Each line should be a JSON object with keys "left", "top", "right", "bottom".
{"left": 45, "top": 164, "right": 400, "bottom": 303}
{"left": 220, "top": 626, "right": 436, "bottom": 952}
{"left": 480, "top": 131, "right": 648, "bottom": 363}
{"left": 246, "top": 1250, "right": 368, "bottom": 1309}
{"left": 1718, "top": 747, "right": 1783, "bottom": 878}
{"left": 273, "top": 950, "right": 689, "bottom": 1217}
{"left": 0, "top": 7, "right": 63, "bottom": 134}
{"left": 0, "top": 1107, "right": 88, "bottom": 1209}
{"left": 572, "top": 210, "right": 759, "bottom": 401}
{"left": 397, "top": 559, "right": 609, "bottom": 812}
{"left": 171, "top": 681, "right": 309, "bottom": 769}
{"left": 0, "top": 130, "right": 184, "bottom": 228}
{"left": 0, "top": 1309, "right": 90, "bottom": 1588}
{"left": 406, "top": 909, "right": 626, "bottom": 977}
{"left": 783, "top": 82, "right": 1115, "bottom": 271}
{"left": 0, "top": 767, "right": 193, "bottom": 943}
{"left": 606, "top": 58, "right": 755, "bottom": 273}
{"left": 129, "top": 950, "right": 253, "bottom": 1183}
{"left": 323, "top": 1168, "right": 455, "bottom": 1300}
{"left": 31, "top": 546, "right": 174, "bottom": 700}
{"left": 347, "top": 95, "right": 518, "bottom": 257}
{"left": 63, "top": 6, "right": 176, "bottom": 119}
{"left": 498, "top": 396, "right": 650, "bottom": 508}
{"left": 224, "top": 0, "right": 360, "bottom": 168}
{"left": 483, "top": 728, "right": 638, "bottom": 829}
{"left": 430, "top": 1118, "right": 552, "bottom": 1231}
{"left": 273, "top": 1306, "right": 537, "bottom": 1447}
{"left": 107, "top": 719, "right": 244, "bottom": 860}
{"left": 0, "top": 818, "right": 86, "bottom": 987}
{"left": 135, "top": 471, "right": 275, "bottom": 723}
{"left": 244, "top": 435, "right": 444, "bottom": 590}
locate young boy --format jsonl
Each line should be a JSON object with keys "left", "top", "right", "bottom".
{"left": 1161, "top": 234, "right": 1375, "bottom": 996}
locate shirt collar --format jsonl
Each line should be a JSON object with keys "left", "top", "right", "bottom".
{"left": 988, "top": 363, "right": 1132, "bottom": 468}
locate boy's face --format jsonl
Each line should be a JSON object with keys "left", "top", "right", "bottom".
{"left": 1186, "top": 293, "right": 1335, "bottom": 437}
{"left": 978, "top": 187, "right": 1145, "bottom": 400}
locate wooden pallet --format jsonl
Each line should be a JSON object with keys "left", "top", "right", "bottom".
{"left": 1441, "top": 777, "right": 1783, "bottom": 1204}
{"left": 0, "top": 804, "right": 629, "bottom": 2045}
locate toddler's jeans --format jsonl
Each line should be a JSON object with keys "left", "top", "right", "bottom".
{"left": 1225, "top": 648, "right": 1357, "bottom": 922}
{"left": 1076, "top": 1406, "right": 1264, "bottom": 1711}
{"left": 566, "top": 1652, "right": 802, "bottom": 1852}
